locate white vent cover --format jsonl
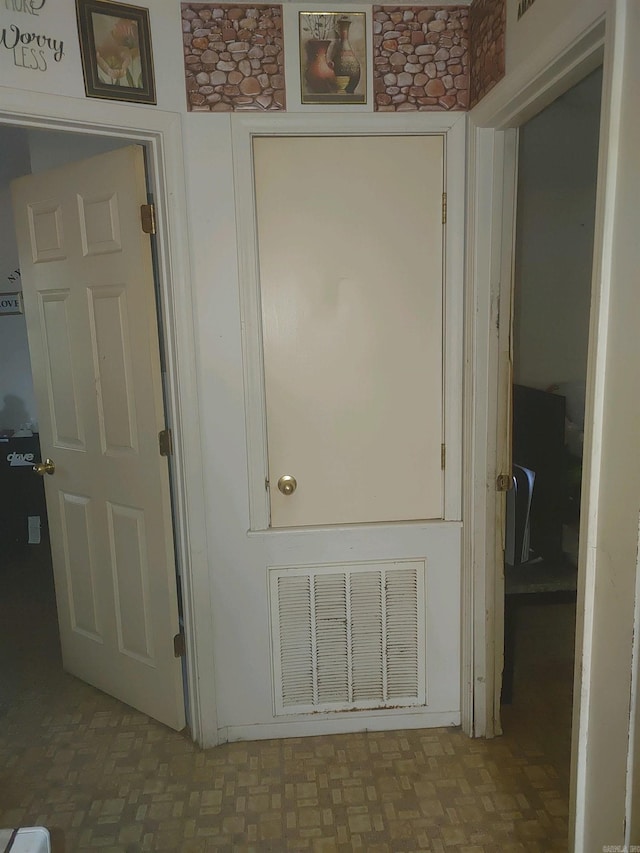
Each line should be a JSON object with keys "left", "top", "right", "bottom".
{"left": 269, "top": 561, "right": 426, "bottom": 715}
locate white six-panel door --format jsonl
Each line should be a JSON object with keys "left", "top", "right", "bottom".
{"left": 11, "top": 145, "right": 185, "bottom": 731}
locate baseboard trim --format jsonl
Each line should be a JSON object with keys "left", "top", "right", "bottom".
{"left": 222, "top": 709, "right": 461, "bottom": 743}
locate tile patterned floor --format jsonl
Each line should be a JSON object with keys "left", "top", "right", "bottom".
{"left": 0, "top": 545, "right": 574, "bottom": 852}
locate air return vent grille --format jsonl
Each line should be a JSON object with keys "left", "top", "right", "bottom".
{"left": 270, "top": 561, "right": 426, "bottom": 715}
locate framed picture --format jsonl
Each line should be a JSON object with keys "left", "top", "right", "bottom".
{"left": 299, "top": 12, "right": 366, "bottom": 105}
{"left": 76, "top": 0, "right": 156, "bottom": 104}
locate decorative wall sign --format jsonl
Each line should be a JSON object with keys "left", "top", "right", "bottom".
{"left": 0, "top": 292, "right": 24, "bottom": 316}
{"left": 372, "top": 6, "right": 469, "bottom": 112}
{"left": 4, "top": 0, "right": 47, "bottom": 13}
{"left": 0, "top": 25, "right": 64, "bottom": 68}
{"left": 181, "top": 4, "right": 285, "bottom": 112}
{"left": 0, "top": 0, "right": 65, "bottom": 74}
{"left": 299, "top": 12, "right": 366, "bottom": 105}
{"left": 75, "top": 0, "right": 156, "bottom": 103}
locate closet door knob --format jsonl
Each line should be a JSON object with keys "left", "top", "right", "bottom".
{"left": 277, "top": 475, "right": 297, "bottom": 496}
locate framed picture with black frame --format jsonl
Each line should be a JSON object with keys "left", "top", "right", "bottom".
{"left": 76, "top": 0, "right": 156, "bottom": 104}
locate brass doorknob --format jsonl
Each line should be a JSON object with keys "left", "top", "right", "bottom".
{"left": 277, "top": 475, "right": 297, "bottom": 496}
{"left": 33, "top": 458, "right": 55, "bottom": 476}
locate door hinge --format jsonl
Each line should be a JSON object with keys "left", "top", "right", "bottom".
{"left": 265, "top": 478, "right": 270, "bottom": 490}
{"left": 441, "top": 443, "right": 446, "bottom": 470}
{"left": 496, "top": 473, "right": 513, "bottom": 491}
{"left": 140, "top": 203, "right": 156, "bottom": 235}
{"left": 159, "top": 428, "right": 173, "bottom": 457}
{"left": 442, "top": 192, "right": 447, "bottom": 225}
{"left": 173, "top": 631, "right": 186, "bottom": 658}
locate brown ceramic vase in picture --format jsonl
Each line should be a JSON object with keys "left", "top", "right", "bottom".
{"left": 305, "top": 39, "right": 337, "bottom": 93}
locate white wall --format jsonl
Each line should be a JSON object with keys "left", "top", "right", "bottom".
{"left": 0, "top": 125, "right": 36, "bottom": 431}
{"left": 505, "top": 0, "right": 606, "bottom": 78}
{"left": 513, "top": 68, "right": 601, "bottom": 420}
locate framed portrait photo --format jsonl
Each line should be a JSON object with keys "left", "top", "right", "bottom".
{"left": 76, "top": 0, "right": 156, "bottom": 104}
{"left": 299, "top": 11, "right": 366, "bottom": 105}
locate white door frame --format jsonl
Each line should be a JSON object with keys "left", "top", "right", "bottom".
{"left": 0, "top": 87, "right": 218, "bottom": 748}
{"left": 462, "top": 120, "right": 521, "bottom": 738}
{"left": 231, "top": 112, "right": 466, "bottom": 533}
{"left": 463, "top": 13, "right": 607, "bottom": 740}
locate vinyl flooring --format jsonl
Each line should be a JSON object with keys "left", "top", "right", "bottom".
{"left": 0, "top": 543, "right": 575, "bottom": 852}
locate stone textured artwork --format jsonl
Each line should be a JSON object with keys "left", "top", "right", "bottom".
{"left": 181, "top": 4, "right": 285, "bottom": 112}
{"left": 372, "top": 6, "right": 469, "bottom": 112}
{"left": 469, "top": 0, "right": 506, "bottom": 107}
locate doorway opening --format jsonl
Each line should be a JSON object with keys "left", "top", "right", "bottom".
{"left": 500, "top": 68, "right": 603, "bottom": 778}
{"left": 0, "top": 124, "right": 188, "bottom": 731}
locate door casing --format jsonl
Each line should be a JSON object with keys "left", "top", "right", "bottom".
{"left": 232, "top": 112, "right": 466, "bottom": 534}
{"left": 0, "top": 88, "right": 216, "bottom": 748}
{"left": 464, "top": 14, "right": 605, "bottom": 739}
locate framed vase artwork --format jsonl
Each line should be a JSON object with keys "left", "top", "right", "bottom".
{"left": 76, "top": 0, "right": 156, "bottom": 104}
{"left": 299, "top": 12, "right": 366, "bottom": 105}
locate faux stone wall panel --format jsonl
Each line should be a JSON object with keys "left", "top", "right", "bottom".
{"left": 469, "top": 0, "right": 505, "bottom": 107}
{"left": 182, "top": 4, "right": 285, "bottom": 112}
{"left": 372, "top": 6, "right": 469, "bottom": 112}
